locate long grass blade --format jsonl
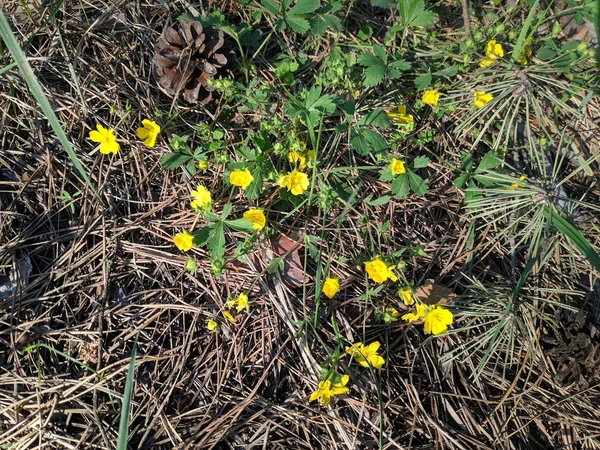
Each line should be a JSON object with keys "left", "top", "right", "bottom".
{"left": 117, "top": 339, "right": 137, "bottom": 450}
{"left": 0, "top": 11, "right": 96, "bottom": 195}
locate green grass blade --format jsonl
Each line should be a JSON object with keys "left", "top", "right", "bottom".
{"left": 544, "top": 206, "right": 600, "bottom": 271}
{"left": 0, "top": 11, "right": 96, "bottom": 195}
{"left": 117, "top": 339, "right": 137, "bottom": 450}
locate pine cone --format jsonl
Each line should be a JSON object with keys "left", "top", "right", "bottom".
{"left": 153, "top": 20, "right": 231, "bottom": 104}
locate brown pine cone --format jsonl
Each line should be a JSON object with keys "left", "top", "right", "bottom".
{"left": 153, "top": 20, "right": 232, "bottom": 104}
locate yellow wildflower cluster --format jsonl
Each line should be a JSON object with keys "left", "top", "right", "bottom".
{"left": 474, "top": 91, "right": 493, "bottom": 108}
{"left": 402, "top": 303, "right": 453, "bottom": 335}
{"left": 480, "top": 40, "right": 504, "bottom": 67}
{"left": 309, "top": 375, "right": 349, "bottom": 406}
{"left": 173, "top": 230, "right": 194, "bottom": 252}
{"left": 243, "top": 208, "right": 266, "bottom": 230}
{"left": 386, "top": 105, "right": 414, "bottom": 130}
{"left": 508, "top": 174, "right": 527, "bottom": 190}
{"left": 389, "top": 158, "right": 406, "bottom": 176}
{"left": 230, "top": 169, "right": 254, "bottom": 190}
{"left": 226, "top": 292, "right": 252, "bottom": 313}
{"left": 88, "top": 118, "right": 161, "bottom": 155}
{"left": 322, "top": 277, "right": 340, "bottom": 299}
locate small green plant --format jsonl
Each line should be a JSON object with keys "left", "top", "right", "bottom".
{"left": 56, "top": 190, "right": 82, "bottom": 213}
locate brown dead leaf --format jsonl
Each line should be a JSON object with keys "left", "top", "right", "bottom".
{"left": 415, "top": 283, "right": 456, "bottom": 305}
{"left": 270, "top": 233, "right": 307, "bottom": 288}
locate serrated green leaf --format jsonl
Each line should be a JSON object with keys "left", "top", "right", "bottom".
{"left": 161, "top": 153, "right": 191, "bottom": 169}
{"left": 412, "top": 155, "right": 429, "bottom": 169}
{"left": 225, "top": 218, "right": 256, "bottom": 233}
{"left": 261, "top": 0, "right": 281, "bottom": 15}
{"left": 392, "top": 173, "right": 410, "bottom": 198}
{"left": 310, "top": 12, "right": 342, "bottom": 35}
{"left": 208, "top": 223, "right": 226, "bottom": 259}
{"left": 388, "top": 59, "right": 411, "bottom": 70}
{"left": 363, "top": 65, "right": 386, "bottom": 86}
{"left": 461, "top": 152, "right": 474, "bottom": 171}
{"left": 244, "top": 170, "right": 263, "bottom": 200}
{"left": 398, "top": 0, "right": 435, "bottom": 27}
{"left": 414, "top": 71, "right": 432, "bottom": 90}
{"left": 221, "top": 202, "right": 233, "bottom": 219}
{"left": 384, "top": 66, "right": 402, "bottom": 79}
{"left": 408, "top": 171, "right": 428, "bottom": 196}
{"left": 288, "top": 0, "right": 321, "bottom": 15}
{"left": 363, "top": 109, "right": 390, "bottom": 127}
{"left": 379, "top": 166, "right": 395, "bottom": 182}
{"left": 357, "top": 52, "right": 383, "bottom": 67}
{"left": 286, "top": 15, "right": 311, "bottom": 33}
{"left": 372, "top": 44, "right": 388, "bottom": 62}
{"left": 362, "top": 129, "right": 388, "bottom": 153}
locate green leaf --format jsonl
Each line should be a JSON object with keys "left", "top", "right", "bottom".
{"left": 453, "top": 173, "right": 469, "bottom": 189}
{"left": 310, "top": 12, "right": 342, "bottom": 35}
{"left": 398, "top": 0, "right": 435, "bottom": 28}
{"left": 363, "top": 65, "right": 386, "bottom": 87}
{"left": 225, "top": 218, "right": 256, "bottom": 233}
{"left": 371, "top": 0, "right": 396, "bottom": 6}
{"left": 414, "top": 71, "right": 432, "bottom": 90}
{"left": 221, "top": 202, "right": 233, "bottom": 219}
{"left": 193, "top": 226, "right": 212, "bottom": 246}
{"left": 286, "top": 15, "right": 311, "bottom": 33}
{"left": 357, "top": 52, "right": 383, "bottom": 67}
{"left": 545, "top": 206, "right": 600, "bottom": 271}
{"left": 363, "top": 109, "right": 390, "bottom": 127}
{"left": 161, "top": 152, "right": 191, "bottom": 169}
{"left": 117, "top": 338, "right": 137, "bottom": 450}
{"left": 464, "top": 179, "right": 481, "bottom": 207}
{"left": 208, "top": 223, "right": 226, "bottom": 259}
{"left": 261, "top": 0, "right": 281, "bottom": 15}
{"left": 244, "top": 170, "right": 263, "bottom": 200}
{"left": 412, "top": 155, "right": 429, "bottom": 169}
{"left": 364, "top": 195, "right": 391, "bottom": 206}
{"left": 461, "top": 152, "right": 474, "bottom": 171}
{"left": 372, "top": 44, "right": 388, "bottom": 63}
{"left": 408, "top": 171, "right": 428, "bottom": 196}
{"left": 392, "top": 173, "right": 410, "bottom": 198}
{"left": 288, "top": 0, "right": 321, "bottom": 15}
{"left": 388, "top": 59, "right": 411, "bottom": 70}
{"left": 475, "top": 151, "right": 502, "bottom": 173}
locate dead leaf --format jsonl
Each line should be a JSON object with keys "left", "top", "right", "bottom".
{"left": 270, "top": 233, "right": 306, "bottom": 288}
{"left": 415, "top": 283, "right": 456, "bottom": 305}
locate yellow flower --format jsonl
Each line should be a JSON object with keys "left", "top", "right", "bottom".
{"left": 136, "top": 119, "right": 161, "bottom": 148}
{"left": 508, "top": 174, "right": 527, "bottom": 190}
{"left": 365, "top": 257, "right": 398, "bottom": 284}
{"left": 173, "top": 230, "right": 194, "bottom": 252}
{"left": 345, "top": 342, "right": 385, "bottom": 369}
{"left": 288, "top": 150, "right": 315, "bottom": 170}
{"left": 474, "top": 91, "right": 494, "bottom": 108}
{"left": 207, "top": 319, "right": 219, "bottom": 332}
{"left": 486, "top": 39, "right": 504, "bottom": 59}
{"left": 422, "top": 89, "right": 440, "bottom": 106}
{"left": 198, "top": 160, "right": 208, "bottom": 171}
{"left": 309, "top": 375, "right": 350, "bottom": 406}
{"left": 423, "top": 305, "right": 453, "bottom": 335}
{"left": 480, "top": 40, "right": 504, "bottom": 67}
{"left": 398, "top": 286, "right": 415, "bottom": 306}
{"left": 401, "top": 303, "right": 429, "bottom": 323}
{"left": 223, "top": 310, "right": 236, "bottom": 323}
{"left": 390, "top": 158, "right": 406, "bottom": 176}
{"left": 230, "top": 169, "right": 254, "bottom": 190}
{"left": 243, "top": 209, "right": 266, "bottom": 230}
{"left": 386, "top": 307, "right": 400, "bottom": 318}
{"left": 190, "top": 185, "right": 212, "bottom": 211}
{"left": 518, "top": 41, "right": 533, "bottom": 65}
{"left": 277, "top": 170, "right": 309, "bottom": 196}
{"left": 89, "top": 124, "right": 120, "bottom": 154}
{"left": 386, "top": 105, "right": 414, "bottom": 128}
{"left": 234, "top": 292, "right": 251, "bottom": 313}
{"left": 322, "top": 277, "right": 341, "bottom": 299}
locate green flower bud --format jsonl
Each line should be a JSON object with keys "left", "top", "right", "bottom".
{"left": 552, "top": 23, "right": 562, "bottom": 37}
{"left": 184, "top": 257, "right": 197, "bottom": 274}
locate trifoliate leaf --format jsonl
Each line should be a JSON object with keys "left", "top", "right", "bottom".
{"left": 363, "top": 65, "right": 386, "bottom": 87}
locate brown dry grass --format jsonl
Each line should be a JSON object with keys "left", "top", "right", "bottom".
{"left": 1, "top": 1, "right": 600, "bottom": 449}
